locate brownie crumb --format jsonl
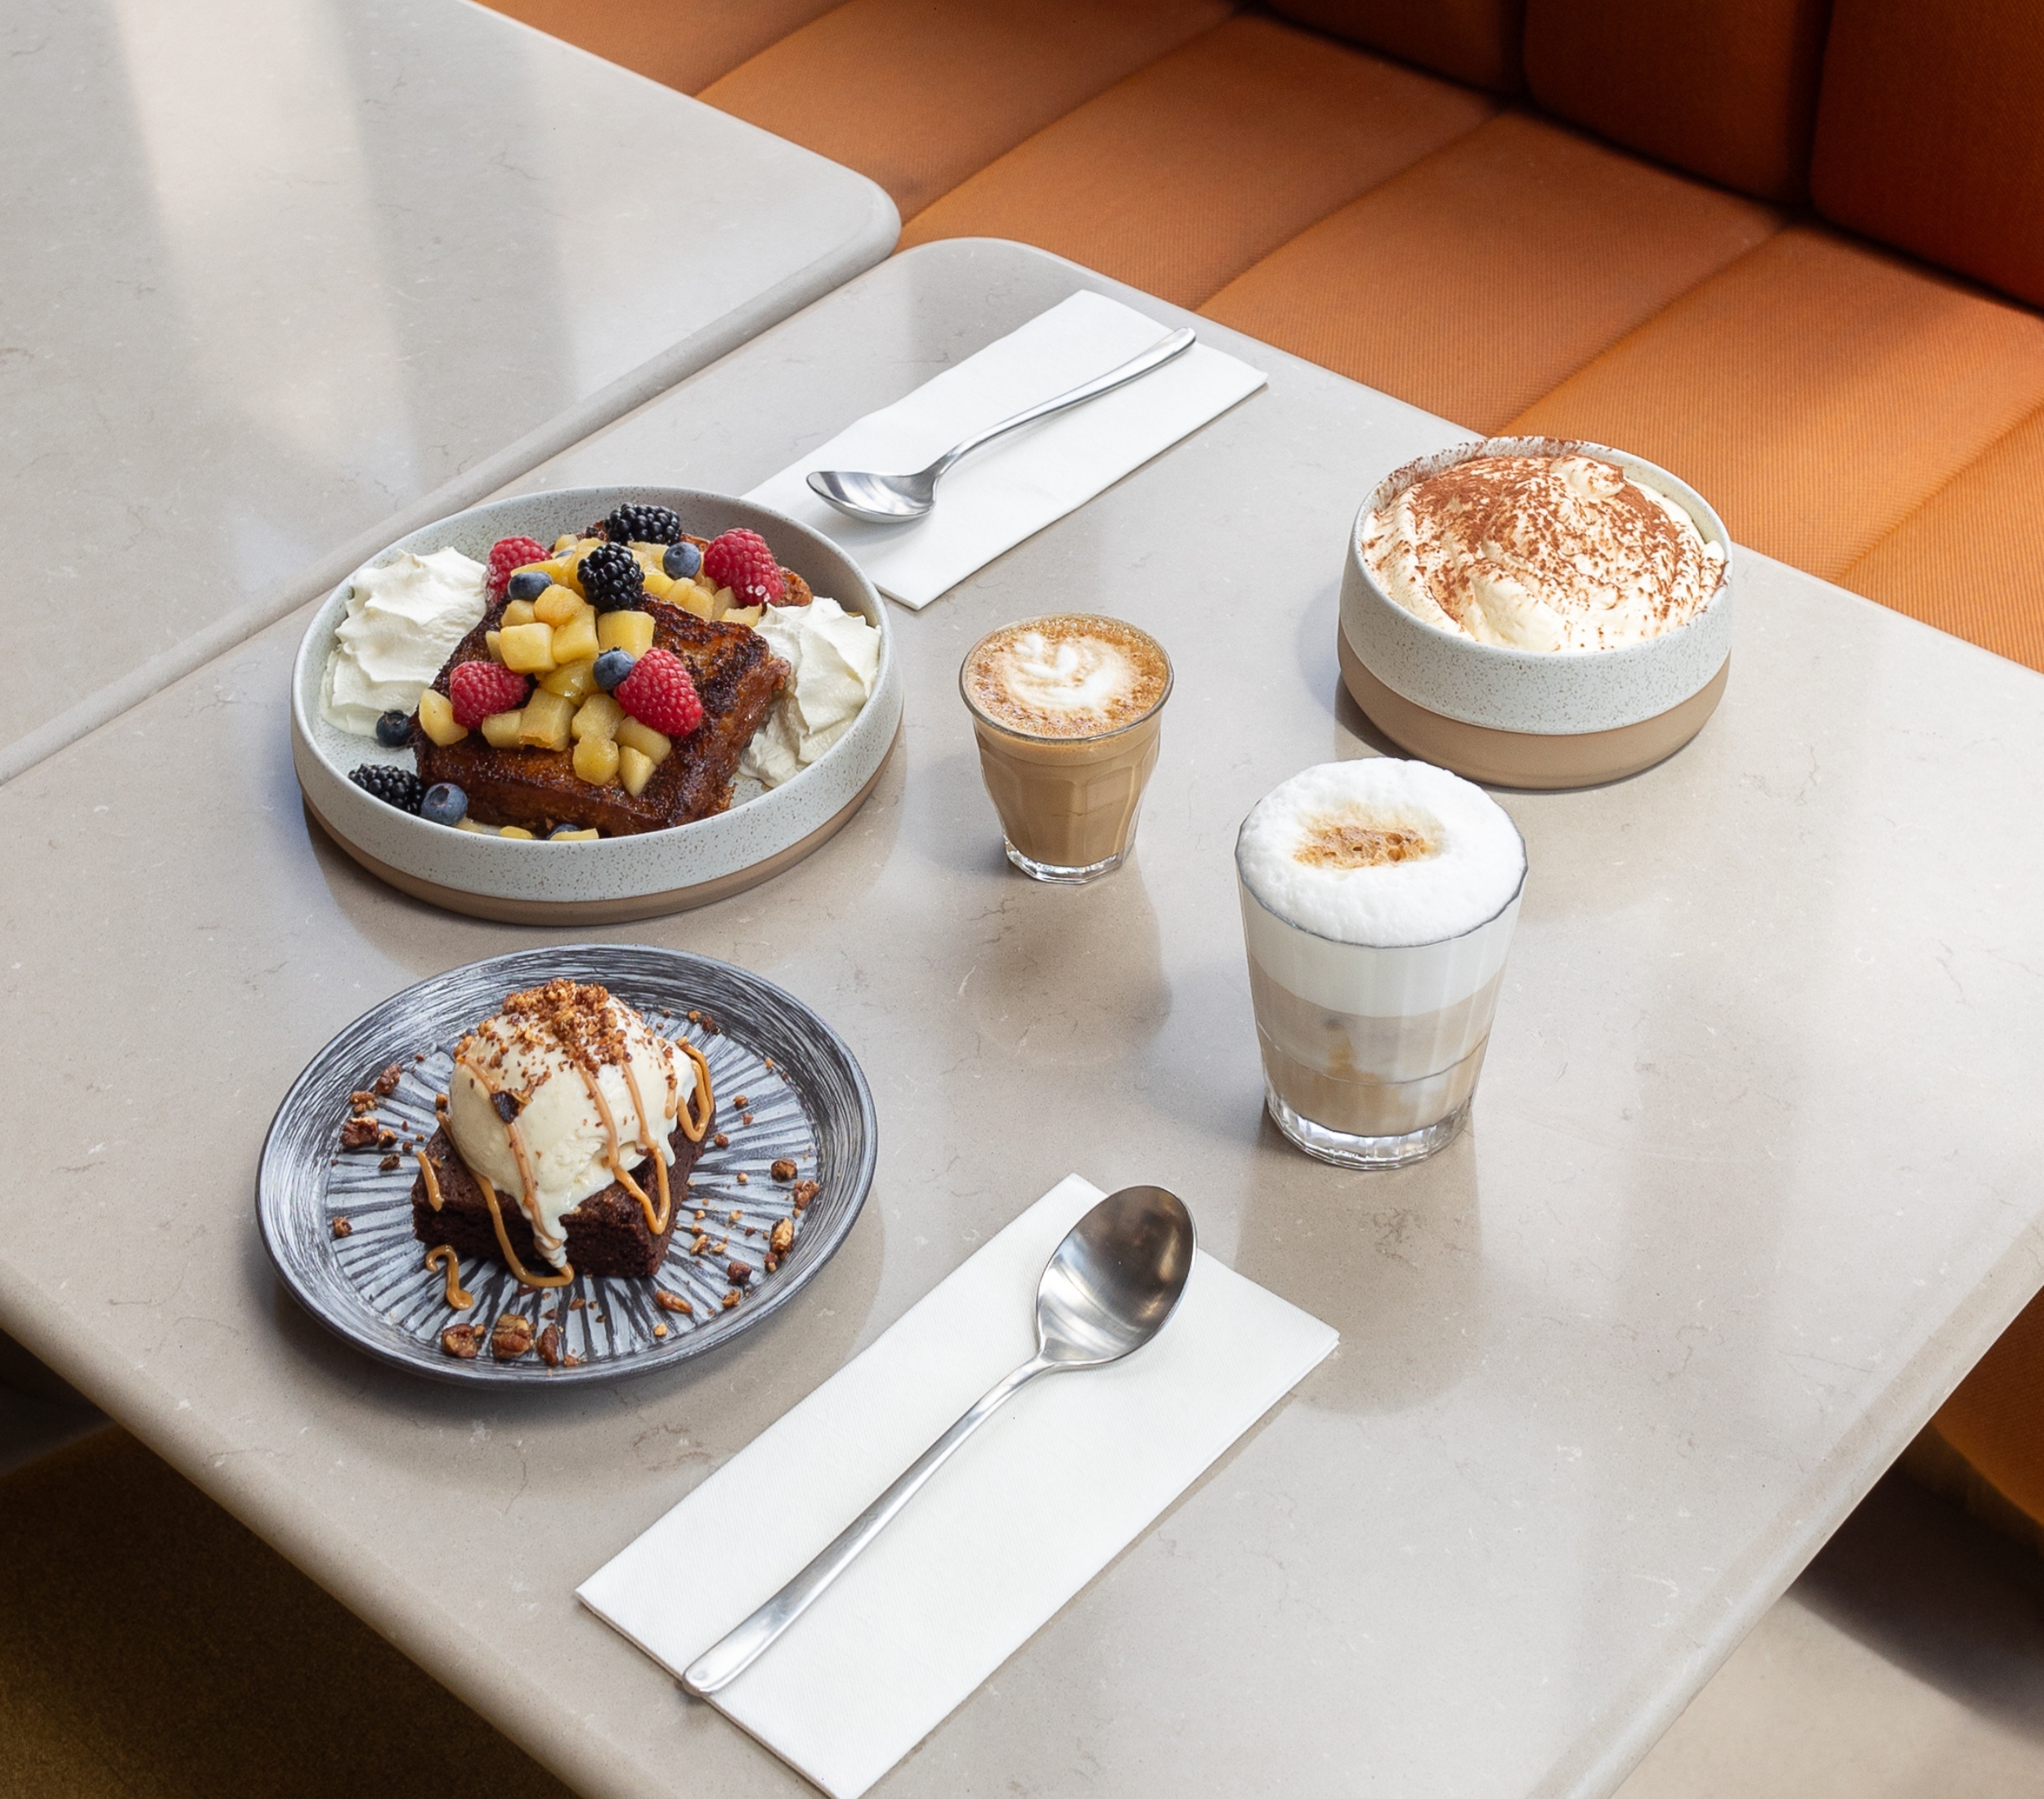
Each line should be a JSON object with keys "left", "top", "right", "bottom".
{"left": 727, "top": 1259, "right": 751, "bottom": 1286}
{"left": 379, "top": 1154, "right": 401, "bottom": 1172}
{"left": 440, "top": 1323, "right": 481, "bottom": 1359}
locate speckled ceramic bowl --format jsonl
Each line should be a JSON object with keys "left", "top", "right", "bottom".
{"left": 1338, "top": 437, "right": 1733, "bottom": 788}
{"left": 292, "top": 487, "right": 901, "bottom": 922}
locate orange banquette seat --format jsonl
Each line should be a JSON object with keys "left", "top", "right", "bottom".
{"left": 483, "top": 0, "right": 2044, "bottom": 1545}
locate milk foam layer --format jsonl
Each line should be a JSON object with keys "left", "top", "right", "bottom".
{"left": 320, "top": 548, "right": 488, "bottom": 734}
{"left": 965, "top": 615, "right": 1168, "bottom": 738}
{"left": 1236, "top": 760, "right": 1524, "bottom": 947}
{"left": 446, "top": 981, "right": 682, "bottom": 1269}
{"left": 1362, "top": 451, "right": 1724, "bottom": 653}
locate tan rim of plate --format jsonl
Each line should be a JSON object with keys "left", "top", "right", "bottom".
{"left": 302, "top": 723, "right": 901, "bottom": 923}
{"left": 1338, "top": 631, "right": 1728, "bottom": 789}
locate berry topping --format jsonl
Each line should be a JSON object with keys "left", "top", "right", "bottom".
{"left": 448, "top": 660, "right": 530, "bottom": 729}
{"left": 420, "top": 782, "right": 468, "bottom": 828}
{"left": 593, "top": 648, "right": 636, "bottom": 691}
{"left": 348, "top": 765, "right": 424, "bottom": 814}
{"left": 505, "top": 568, "right": 550, "bottom": 602}
{"left": 615, "top": 647, "right": 704, "bottom": 738}
{"left": 603, "top": 503, "right": 684, "bottom": 545}
{"left": 579, "top": 541, "right": 646, "bottom": 614}
{"left": 485, "top": 536, "right": 549, "bottom": 599}
{"left": 662, "top": 540, "right": 703, "bottom": 581}
{"left": 702, "top": 528, "right": 785, "bottom": 607}
{"left": 374, "top": 709, "right": 410, "bottom": 748}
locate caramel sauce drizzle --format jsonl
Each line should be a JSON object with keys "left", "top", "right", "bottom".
{"left": 415, "top": 1148, "right": 444, "bottom": 1212}
{"left": 616, "top": 1057, "right": 672, "bottom": 1238}
{"left": 424, "top": 1245, "right": 473, "bottom": 1309}
{"left": 472, "top": 1168, "right": 575, "bottom": 1289}
{"left": 675, "top": 1039, "right": 713, "bottom": 1142}
{"left": 576, "top": 1062, "right": 665, "bottom": 1238}
{"left": 456, "top": 1052, "right": 565, "bottom": 1267}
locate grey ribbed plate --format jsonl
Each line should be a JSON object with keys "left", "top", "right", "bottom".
{"left": 258, "top": 945, "right": 876, "bottom": 1385}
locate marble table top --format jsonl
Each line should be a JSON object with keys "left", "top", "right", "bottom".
{"left": 0, "top": 0, "right": 894, "bottom": 782}
{"left": 2, "top": 240, "right": 2040, "bottom": 1799}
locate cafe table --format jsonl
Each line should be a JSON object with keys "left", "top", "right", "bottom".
{"left": 2, "top": 239, "right": 2040, "bottom": 1799}
{"left": 0, "top": 0, "right": 894, "bottom": 783}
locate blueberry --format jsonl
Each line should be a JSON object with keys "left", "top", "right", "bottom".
{"left": 374, "top": 709, "right": 410, "bottom": 747}
{"left": 505, "top": 568, "right": 550, "bottom": 601}
{"left": 662, "top": 541, "right": 702, "bottom": 581}
{"left": 593, "top": 648, "right": 636, "bottom": 691}
{"left": 420, "top": 782, "right": 468, "bottom": 828}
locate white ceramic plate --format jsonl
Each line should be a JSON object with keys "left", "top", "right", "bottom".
{"left": 291, "top": 487, "right": 902, "bottom": 922}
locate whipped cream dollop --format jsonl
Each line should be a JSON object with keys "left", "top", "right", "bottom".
{"left": 446, "top": 980, "right": 684, "bottom": 1269}
{"left": 1362, "top": 451, "right": 1724, "bottom": 653}
{"left": 739, "top": 595, "right": 881, "bottom": 789}
{"left": 963, "top": 615, "right": 1169, "bottom": 738}
{"left": 320, "top": 548, "right": 488, "bottom": 733}
{"left": 1237, "top": 760, "right": 1525, "bottom": 947}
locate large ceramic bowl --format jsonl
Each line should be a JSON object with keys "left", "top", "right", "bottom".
{"left": 292, "top": 487, "right": 902, "bottom": 922}
{"left": 1338, "top": 437, "right": 1733, "bottom": 788}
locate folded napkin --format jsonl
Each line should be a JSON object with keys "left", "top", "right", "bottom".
{"left": 579, "top": 1174, "right": 1336, "bottom": 1799}
{"left": 745, "top": 292, "right": 1268, "bottom": 608}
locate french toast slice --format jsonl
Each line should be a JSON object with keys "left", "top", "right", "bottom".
{"left": 413, "top": 597, "right": 788, "bottom": 836}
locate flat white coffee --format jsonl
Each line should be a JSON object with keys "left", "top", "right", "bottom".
{"left": 963, "top": 615, "right": 1168, "bottom": 738}
{"left": 1236, "top": 759, "right": 1523, "bottom": 946}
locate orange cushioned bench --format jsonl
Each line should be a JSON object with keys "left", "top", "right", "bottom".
{"left": 482, "top": 0, "right": 2044, "bottom": 1546}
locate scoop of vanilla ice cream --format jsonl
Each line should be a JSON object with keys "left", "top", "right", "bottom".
{"left": 446, "top": 982, "right": 684, "bottom": 1267}
{"left": 740, "top": 595, "right": 881, "bottom": 788}
{"left": 320, "top": 548, "right": 488, "bottom": 733}
{"left": 1362, "top": 451, "right": 1724, "bottom": 653}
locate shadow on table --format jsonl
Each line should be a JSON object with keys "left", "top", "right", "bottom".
{"left": 1230, "top": 1112, "right": 1489, "bottom": 1419}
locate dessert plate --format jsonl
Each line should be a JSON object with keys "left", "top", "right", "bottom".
{"left": 258, "top": 945, "right": 876, "bottom": 1387}
{"left": 291, "top": 486, "right": 903, "bottom": 923}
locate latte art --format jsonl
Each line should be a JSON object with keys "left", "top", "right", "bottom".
{"left": 963, "top": 615, "right": 1169, "bottom": 739}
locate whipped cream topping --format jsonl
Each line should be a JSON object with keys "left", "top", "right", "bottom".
{"left": 1237, "top": 760, "right": 1524, "bottom": 947}
{"left": 740, "top": 595, "right": 881, "bottom": 789}
{"left": 1362, "top": 451, "right": 1724, "bottom": 653}
{"left": 320, "top": 548, "right": 488, "bottom": 734}
{"left": 963, "top": 616, "right": 1168, "bottom": 738}
{"left": 446, "top": 980, "right": 682, "bottom": 1268}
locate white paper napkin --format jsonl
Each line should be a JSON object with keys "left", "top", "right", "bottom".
{"left": 745, "top": 292, "right": 1268, "bottom": 608}
{"left": 579, "top": 1174, "right": 1336, "bottom": 1799}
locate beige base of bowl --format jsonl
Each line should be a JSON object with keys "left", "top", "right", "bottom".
{"left": 1338, "top": 631, "right": 1728, "bottom": 789}
{"left": 303, "top": 722, "right": 899, "bottom": 924}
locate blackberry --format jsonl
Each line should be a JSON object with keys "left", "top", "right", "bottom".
{"left": 603, "top": 503, "right": 684, "bottom": 545}
{"left": 348, "top": 765, "right": 424, "bottom": 814}
{"left": 579, "top": 541, "right": 646, "bottom": 614}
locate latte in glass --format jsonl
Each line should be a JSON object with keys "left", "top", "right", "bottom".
{"left": 1236, "top": 758, "right": 1526, "bottom": 1167}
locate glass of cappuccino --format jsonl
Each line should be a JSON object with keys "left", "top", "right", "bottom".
{"left": 1236, "top": 759, "right": 1526, "bottom": 1167}
{"left": 961, "top": 615, "right": 1172, "bottom": 883}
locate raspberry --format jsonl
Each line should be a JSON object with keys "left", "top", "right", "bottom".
{"left": 486, "top": 536, "right": 549, "bottom": 599}
{"left": 615, "top": 648, "right": 704, "bottom": 738}
{"left": 447, "top": 660, "right": 530, "bottom": 729}
{"left": 702, "top": 529, "right": 786, "bottom": 607}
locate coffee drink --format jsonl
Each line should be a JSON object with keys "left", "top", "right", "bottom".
{"left": 1236, "top": 758, "right": 1525, "bottom": 1166}
{"left": 961, "top": 616, "right": 1172, "bottom": 882}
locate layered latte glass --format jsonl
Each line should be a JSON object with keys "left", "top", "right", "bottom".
{"left": 1236, "top": 759, "right": 1526, "bottom": 1167}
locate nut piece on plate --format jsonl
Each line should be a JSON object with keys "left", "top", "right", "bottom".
{"left": 491, "top": 1313, "right": 536, "bottom": 1360}
{"left": 536, "top": 1322, "right": 564, "bottom": 1368}
{"left": 440, "top": 1323, "right": 482, "bottom": 1359}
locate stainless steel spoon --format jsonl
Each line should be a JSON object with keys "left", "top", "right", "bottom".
{"left": 682, "top": 1183, "right": 1198, "bottom": 1696}
{"left": 805, "top": 326, "right": 1199, "bottom": 524}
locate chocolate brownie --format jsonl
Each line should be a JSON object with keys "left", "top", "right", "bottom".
{"left": 410, "top": 1119, "right": 702, "bottom": 1281}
